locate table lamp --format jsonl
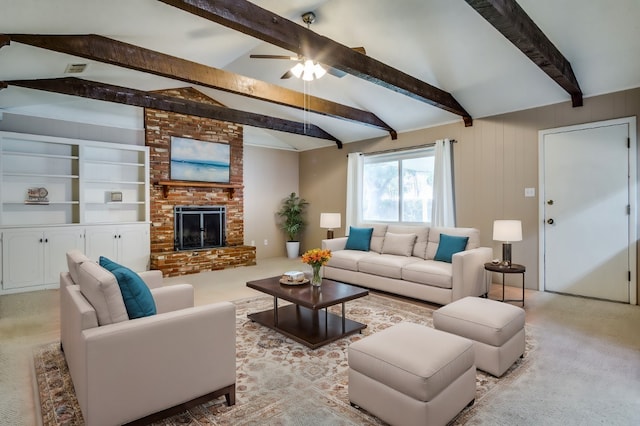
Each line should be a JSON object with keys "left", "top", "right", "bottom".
{"left": 320, "top": 213, "right": 341, "bottom": 239}
{"left": 493, "top": 220, "right": 522, "bottom": 266}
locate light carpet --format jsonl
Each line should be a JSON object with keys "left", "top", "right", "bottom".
{"left": 34, "top": 293, "right": 535, "bottom": 425}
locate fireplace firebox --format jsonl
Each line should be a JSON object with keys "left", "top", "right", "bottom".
{"left": 174, "top": 205, "right": 226, "bottom": 251}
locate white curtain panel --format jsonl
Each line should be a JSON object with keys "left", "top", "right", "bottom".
{"left": 431, "top": 139, "right": 455, "bottom": 227}
{"left": 345, "top": 152, "right": 363, "bottom": 233}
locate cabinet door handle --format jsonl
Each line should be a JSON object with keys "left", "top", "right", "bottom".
{"left": 39, "top": 238, "right": 43, "bottom": 243}
{"left": 45, "top": 238, "right": 48, "bottom": 243}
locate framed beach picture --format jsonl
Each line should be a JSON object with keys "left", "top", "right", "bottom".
{"left": 170, "top": 137, "right": 230, "bottom": 183}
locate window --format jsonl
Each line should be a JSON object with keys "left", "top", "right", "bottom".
{"left": 362, "top": 148, "right": 435, "bottom": 224}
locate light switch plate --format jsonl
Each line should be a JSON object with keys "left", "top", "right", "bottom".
{"left": 524, "top": 187, "right": 536, "bottom": 197}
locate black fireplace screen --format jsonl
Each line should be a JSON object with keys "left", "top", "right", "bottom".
{"left": 174, "top": 205, "right": 226, "bottom": 251}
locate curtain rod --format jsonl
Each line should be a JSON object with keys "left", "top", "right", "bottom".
{"left": 360, "top": 139, "right": 457, "bottom": 157}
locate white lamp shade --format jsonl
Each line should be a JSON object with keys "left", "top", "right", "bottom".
{"left": 313, "top": 63, "right": 326, "bottom": 79}
{"left": 493, "top": 220, "right": 522, "bottom": 242}
{"left": 320, "top": 213, "right": 341, "bottom": 229}
{"left": 290, "top": 63, "right": 304, "bottom": 78}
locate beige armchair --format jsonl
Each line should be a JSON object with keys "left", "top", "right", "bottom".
{"left": 60, "top": 250, "right": 236, "bottom": 425}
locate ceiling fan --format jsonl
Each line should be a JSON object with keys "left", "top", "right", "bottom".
{"left": 249, "top": 11, "right": 366, "bottom": 80}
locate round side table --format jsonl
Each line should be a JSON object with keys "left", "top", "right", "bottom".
{"left": 484, "top": 262, "right": 525, "bottom": 306}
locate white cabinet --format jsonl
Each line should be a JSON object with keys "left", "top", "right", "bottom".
{"left": 84, "top": 224, "right": 150, "bottom": 272}
{"left": 0, "top": 132, "right": 151, "bottom": 294}
{"left": 1, "top": 227, "right": 84, "bottom": 291}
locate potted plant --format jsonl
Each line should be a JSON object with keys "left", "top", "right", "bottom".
{"left": 277, "top": 192, "right": 309, "bottom": 258}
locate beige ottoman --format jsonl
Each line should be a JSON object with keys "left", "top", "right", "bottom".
{"left": 348, "top": 322, "right": 476, "bottom": 426}
{"left": 433, "top": 296, "right": 525, "bottom": 377}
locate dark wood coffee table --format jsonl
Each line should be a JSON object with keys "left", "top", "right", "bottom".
{"left": 246, "top": 276, "right": 369, "bottom": 349}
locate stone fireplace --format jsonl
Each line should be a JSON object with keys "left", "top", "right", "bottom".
{"left": 174, "top": 205, "right": 226, "bottom": 251}
{"left": 145, "top": 87, "right": 256, "bottom": 277}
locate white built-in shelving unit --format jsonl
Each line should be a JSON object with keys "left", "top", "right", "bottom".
{"left": 0, "top": 131, "right": 150, "bottom": 294}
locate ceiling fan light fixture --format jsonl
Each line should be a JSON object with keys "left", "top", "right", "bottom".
{"left": 290, "top": 62, "right": 304, "bottom": 78}
{"left": 302, "top": 59, "right": 315, "bottom": 81}
{"left": 313, "top": 63, "right": 326, "bottom": 79}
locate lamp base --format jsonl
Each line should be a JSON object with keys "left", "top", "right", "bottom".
{"left": 502, "top": 243, "right": 512, "bottom": 266}
{"left": 326, "top": 229, "right": 334, "bottom": 239}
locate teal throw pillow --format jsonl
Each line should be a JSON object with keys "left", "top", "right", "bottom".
{"left": 99, "top": 257, "right": 156, "bottom": 319}
{"left": 345, "top": 226, "right": 374, "bottom": 251}
{"left": 99, "top": 256, "right": 122, "bottom": 272}
{"left": 434, "top": 234, "right": 469, "bottom": 263}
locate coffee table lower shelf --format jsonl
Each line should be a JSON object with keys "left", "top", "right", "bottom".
{"left": 248, "top": 304, "right": 366, "bottom": 349}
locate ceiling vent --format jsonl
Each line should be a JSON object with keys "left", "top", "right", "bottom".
{"left": 64, "top": 63, "right": 88, "bottom": 74}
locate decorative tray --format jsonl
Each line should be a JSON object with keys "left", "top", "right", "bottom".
{"left": 279, "top": 277, "right": 309, "bottom": 286}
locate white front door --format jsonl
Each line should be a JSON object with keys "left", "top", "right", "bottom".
{"left": 540, "top": 117, "right": 636, "bottom": 303}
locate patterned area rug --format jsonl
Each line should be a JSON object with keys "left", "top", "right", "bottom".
{"left": 34, "top": 293, "right": 535, "bottom": 425}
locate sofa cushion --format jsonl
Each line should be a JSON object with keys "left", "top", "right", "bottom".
{"left": 381, "top": 232, "right": 417, "bottom": 256}
{"left": 434, "top": 234, "right": 469, "bottom": 263}
{"left": 387, "top": 225, "right": 429, "bottom": 258}
{"left": 402, "top": 260, "right": 453, "bottom": 289}
{"left": 99, "top": 257, "right": 157, "bottom": 319}
{"left": 345, "top": 226, "right": 374, "bottom": 251}
{"left": 77, "top": 261, "right": 129, "bottom": 326}
{"left": 358, "top": 254, "right": 421, "bottom": 279}
{"left": 426, "top": 227, "right": 479, "bottom": 260}
{"left": 367, "top": 224, "right": 388, "bottom": 253}
{"left": 326, "top": 250, "right": 378, "bottom": 272}
{"left": 66, "top": 249, "right": 92, "bottom": 285}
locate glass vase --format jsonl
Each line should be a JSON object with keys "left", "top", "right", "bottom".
{"left": 311, "top": 264, "right": 323, "bottom": 287}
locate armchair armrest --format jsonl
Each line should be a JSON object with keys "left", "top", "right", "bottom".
{"left": 80, "top": 302, "right": 236, "bottom": 425}
{"left": 150, "top": 284, "right": 194, "bottom": 313}
{"left": 451, "top": 247, "right": 493, "bottom": 301}
{"left": 322, "top": 237, "right": 348, "bottom": 251}
{"left": 138, "top": 270, "right": 163, "bottom": 289}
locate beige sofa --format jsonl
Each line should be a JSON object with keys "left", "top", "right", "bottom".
{"left": 60, "top": 250, "right": 236, "bottom": 425}
{"left": 322, "top": 225, "right": 492, "bottom": 305}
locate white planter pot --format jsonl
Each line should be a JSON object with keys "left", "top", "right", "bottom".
{"left": 286, "top": 241, "right": 300, "bottom": 259}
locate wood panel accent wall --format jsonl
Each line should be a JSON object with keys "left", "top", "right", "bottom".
{"left": 300, "top": 87, "right": 640, "bottom": 297}
{"left": 145, "top": 87, "right": 255, "bottom": 276}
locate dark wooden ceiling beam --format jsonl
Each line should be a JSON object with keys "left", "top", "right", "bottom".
{"left": 4, "top": 34, "right": 395, "bottom": 139}
{"left": 4, "top": 77, "right": 343, "bottom": 147}
{"left": 157, "top": 0, "right": 473, "bottom": 127}
{"left": 464, "top": 0, "right": 583, "bottom": 107}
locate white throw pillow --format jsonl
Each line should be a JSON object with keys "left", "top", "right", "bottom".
{"left": 381, "top": 232, "right": 417, "bottom": 257}
{"left": 77, "top": 261, "right": 129, "bottom": 326}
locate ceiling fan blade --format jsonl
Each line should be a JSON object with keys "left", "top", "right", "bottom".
{"left": 326, "top": 67, "right": 347, "bottom": 78}
{"left": 280, "top": 69, "right": 293, "bottom": 79}
{"left": 250, "top": 54, "right": 298, "bottom": 60}
{"left": 350, "top": 46, "right": 366, "bottom": 55}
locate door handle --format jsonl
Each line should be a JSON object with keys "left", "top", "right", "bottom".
{"left": 547, "top": 200, "right": 554, "bottom": 205}
{"left": 547, "top": 218, "right": 555, "bottom": 225}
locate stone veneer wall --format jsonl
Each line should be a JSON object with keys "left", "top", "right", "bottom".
{"left": 145, "top": 87, "right": 255, "bottom": 277}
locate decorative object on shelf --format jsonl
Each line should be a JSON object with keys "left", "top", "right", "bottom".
{"left": 109, "top": 191, "right": 123, "bottom": 202}
{"left": 170, "top": 136, "right": 230, "bottom": 183}
{"left": 320, "top": 212, "right": 341, "bottom": 239}
{"left": 493, "top": 220, "right": 522, "bottom": 266}
{"left": 25, "top": 187, "right": 49, "bottom": 204}
{"left": 277, "top": 192, "right": 309, "bottom": 259}
{"left": 302, "top": 248, "right": 332, "bottom": 287}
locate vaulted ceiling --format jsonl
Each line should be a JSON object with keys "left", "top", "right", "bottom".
{"left": 1, "top": 0, "right": 639, "bottom": 151}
